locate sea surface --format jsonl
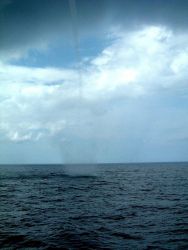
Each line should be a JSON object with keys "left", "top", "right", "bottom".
{"left": 0, "top": 163, "right": 188, "bottom": 249}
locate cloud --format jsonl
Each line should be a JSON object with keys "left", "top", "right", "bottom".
{"left": 85, "top": 26, "right": 188, "bottom": 97}
{"left": 1, "top": 25, "right": 188, "bottom": 146}
{"left": 1, "top": 23, "right": 188, "bottom": 162}
{"left": 0, "top": 0, "right": 109, "bottom": 61}
{"left": 1, "top": 0, "right": 188, "bottom": 62}
{"left": 1, "top": 1, "right": 188, "bottom": 163}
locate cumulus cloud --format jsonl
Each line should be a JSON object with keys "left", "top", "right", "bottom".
{"left": 85, "top": 26, "right": 188, "bottom": 97}
{"left": 1, "top": 25, "right": 188, "bottom": 154}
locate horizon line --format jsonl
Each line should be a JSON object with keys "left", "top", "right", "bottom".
{"left": 1, "top": 161, "right": 188, "bottom": 166}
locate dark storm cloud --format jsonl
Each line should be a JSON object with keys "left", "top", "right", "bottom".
{"left": 0, "top": 0, "right": 107, "bottom": 55}
{"left": 109, "top": 0, "right": 188, "bottom": 30}
{"left": 0, "top": 0, "right": 188, "bottom": 56}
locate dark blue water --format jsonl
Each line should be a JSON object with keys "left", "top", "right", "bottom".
{"left": 0, "top": 163, "right": 188, "bottom": 249}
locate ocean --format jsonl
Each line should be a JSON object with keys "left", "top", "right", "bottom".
{"left": 0, "top": 163, "right": 188, "bottom": 249}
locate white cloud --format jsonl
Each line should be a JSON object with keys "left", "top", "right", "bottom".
{"left": 80, "top": 26, "right": 188, "bottom": 101}
{"left": 0, "top": 119, "right": 66, "bottom": 142}
{"left": 1, "top": 25, "right": 188, "bottom": 148}
{"left": 0, "top": 62, "right": 77, "bottom": 86}
{"left": 170, "top": 51, "right": 188, "bottom": 74}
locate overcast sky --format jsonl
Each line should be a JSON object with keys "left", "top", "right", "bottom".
{"left": 0, "top": 0, "right": 188, "bottom": 163}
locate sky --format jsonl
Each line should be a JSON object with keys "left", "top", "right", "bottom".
{"left": 0, "top": 0, "right": 188, "bottom": 164}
